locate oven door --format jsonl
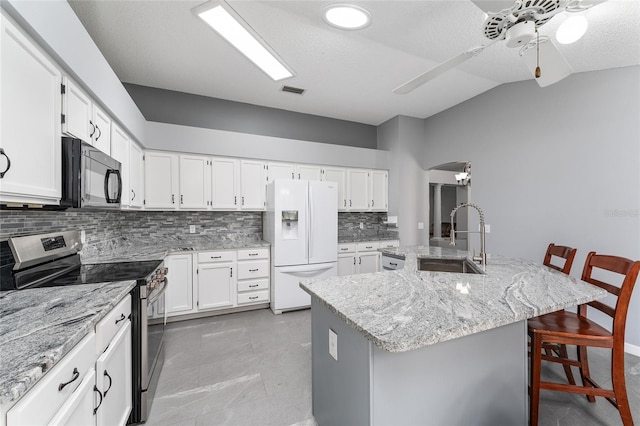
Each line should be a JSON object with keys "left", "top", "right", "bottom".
{"left": 81, "top": 142, "right": 122, "bottom": 208}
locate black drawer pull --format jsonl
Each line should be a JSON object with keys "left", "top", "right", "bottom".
{"left": 103, "top": 370, "right": 113, "bottom": 396}
{"left": 58, "top": 368, "right": 80, "bottom": 391}
{"left": 249, "top": 284, "right": 259, "bottom": 288}
{"left": 248, "top": 253, "right": 259, "bottom": 256}
{"left": 390, "top": 262, "right": 397, "bottom": 266}
{"left": 115, "top": 313, "right": 126, "bottom": 325}
{"left": 249, "top": 268, "right": 259, "bottom": 272}
{"left": 340, "top": 248, "right": 348, "bottom": 251}
{"left": 365, "top": 246, "right": 373, "bottom": 249}
{"left": 249, "top": 296, "right": 259, "bottom": 300}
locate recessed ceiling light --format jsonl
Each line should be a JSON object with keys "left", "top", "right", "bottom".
{"left": 556, "top": 15, "right": 588, "bottom": 45}
{"left": 193, "top": 1, "right": 294, "bottom": 81}
{"left": 323, "top": 4, "right": 371, "bottom": 30}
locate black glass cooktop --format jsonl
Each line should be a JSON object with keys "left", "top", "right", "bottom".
{"left": 49, "top": 260, "right": 163, "bottom": 287}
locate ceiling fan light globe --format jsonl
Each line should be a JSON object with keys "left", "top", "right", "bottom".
{"left": 323, "top": 4, "right": 371, "bottom": 30}
{"left": 556, "top": 15, "right": 588, "bottom": 44}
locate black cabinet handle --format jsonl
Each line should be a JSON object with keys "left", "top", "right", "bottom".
{"left": 234, "top": 196, "right": 237, "bottom": 205}
{"left": 242, "top": 196, "right": 245, "bottom": 205}
{"left": 390, "top": 262, "right": 397, "bottom": 266}
{"left": 89, "top": 120, "right": 95, "bottom": 138}
{"left": 249, "top": 268, "right": 259, "bottom": 272}
{"left": 230, "top": 267, "right": 233, "bottom": 277}
{"left": 95, "top": 125, "right": 101, "bottom": 141}
{"left": 58, "top": 367, "right": 80, "bottom": 391}
{"left": 211, "top": 255, "right": 222, "bottom": 259}
{"left": 172, "top": 194, "right": 175, "bottom": 204}
{"left": 0, "top": 148, "right": 11, "bottom": 178}
{"left": 93, "top": 385, "right": 103, "bottom": 415}
{"left": 249, "top": 284, "right": 259, "bottom": 288}
{"left": 103, "top": 370, "right": 112, "bottom": 396}
{"left": 249, "top": 296, "right": 259, "bottom": 300}
{"left": 131, "top": 189, "right": 135, "bottom": 200}
{"left": 115, "top": 313, "right": 126, "bottom": 325}
{"left": 181, "top": 194, "right": 184, "bottom": 204}
{"left": 248, "top": 253, "right": 258, "bottom": 256}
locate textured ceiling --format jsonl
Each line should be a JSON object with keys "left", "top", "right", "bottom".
{"left": 69, "top": 0, "right": 640, "bottom": 126}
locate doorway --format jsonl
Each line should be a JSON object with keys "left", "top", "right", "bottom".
{"left": 428, "top": 162, "right": 471, "bottom": 250}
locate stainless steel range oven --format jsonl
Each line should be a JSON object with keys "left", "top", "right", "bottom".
{"left": 0, "top": 231, "right": 168, "bottom": 424}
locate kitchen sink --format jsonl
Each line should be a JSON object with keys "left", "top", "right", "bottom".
{"left": 417, "top": 258, "right": 483, "bottom": 274}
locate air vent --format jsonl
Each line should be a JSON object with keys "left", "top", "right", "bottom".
{"left": 281, "top": 85, "right": 305, "bottom": 95}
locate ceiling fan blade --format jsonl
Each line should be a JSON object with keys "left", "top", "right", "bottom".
{"left": 521, "top": 38, "right": 572, "bottom": 87}
{"left": 393, "top": 46, "right": 487, "bottom": 95}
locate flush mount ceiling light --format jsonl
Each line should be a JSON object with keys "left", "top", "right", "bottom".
{"left": 193, "top": 1, "right": 294, "bottom": 81}
{"left": 556, "top": 14, "right": 589, "bottom": 45}
{"left": 323, "top": 4, "right": 371, "bottom": 30}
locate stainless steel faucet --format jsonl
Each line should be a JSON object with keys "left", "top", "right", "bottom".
{"left": 450, "top": 203, "right": 486, "bottom": 269}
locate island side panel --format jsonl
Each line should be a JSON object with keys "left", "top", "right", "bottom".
{"left": 311, "top": 298, "right": 372, "bottom": 426}
{"left": 370, "top": 320, "right": 528, "bottom": 426}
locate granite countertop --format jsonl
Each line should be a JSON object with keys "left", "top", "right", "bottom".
{"left": 0, "top": 281, "right": 136, "bottom": 406}
{"left": 300, "top": 245, "right": 607, "bottom": 353}
{"left": 81, "top": 235, "right": 270, "bottom": 264}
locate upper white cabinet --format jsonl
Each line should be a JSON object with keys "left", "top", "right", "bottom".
{"left": 61, "top": 77, "right": 92, "bottom": 143}
{"left": 370, "top": 170, "right": 388, "bottom": 212}
{"left": 322, "top": 167, "right": 347, "bottom": 211}
{"left": 347, "top": 168, "right": 370, "bottom": 211}
{"left": 129, "top": 142, "right": 144, "bottom": 209}
{"left": 266, "top": 162, "right": 295, "bottom": 182}
{"left": 110, "top": 123, "right": 131, "bottom": 207}
{"left": 144, "top": 151, "right": 179, "bottom": 209}
{"left": 240, "top": 160, "right": 265, "bottom": 210}
{"left": 0, "top": 14, "right": 62, "bottom": 206}
{"left": 179, "top": 154, "right": 210, "bottom": 209}
{"left": 296, "top": 164, "right": 322, "bottom": 181}
{"left": 211, "top": 157, "right": 239, "bottom": 210}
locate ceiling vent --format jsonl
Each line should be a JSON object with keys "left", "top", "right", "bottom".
{"left": 281, "top": 85, "right": 305, "bottom": 95}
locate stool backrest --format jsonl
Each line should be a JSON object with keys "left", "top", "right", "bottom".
{"left": 543, "top": 243, "right": 577, "bottom": 275}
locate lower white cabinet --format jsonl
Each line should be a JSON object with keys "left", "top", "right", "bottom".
{"left": 337, "top": 240, "right": 399, "bottom": 276}
{"left": 197, "top": 252, "right": 237, "bottom": 310}
{"left": 236, "top": 248, "right": 270, "bottom": 305}
{"left": 165, "top": 254, "right": 194, "bottom": 315}
{"left": 48, "top": 368, "right": 96, "bottom": 426}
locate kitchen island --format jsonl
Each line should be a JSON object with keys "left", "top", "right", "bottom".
{"left": 300, "top": 246, "right": 607, "bottom": 425}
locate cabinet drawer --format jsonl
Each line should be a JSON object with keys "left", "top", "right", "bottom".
{"left": 96, "top": 294, "right": 131, "bottom": 354}
{"left": 237, "top": 290, "right": 269, "bottom": 305}
{"left": 237, "top": 260, "right": 269, "bottom": 279}
{"left": 338, "top": 243, "right": 356, "bottom": 254}
{"left": 7, "top": 332, "right": 96, "bottom": 426}
{"left": 380, "top": 240, "right": 400, "bottom": 249}
{"left": 198, "top": 251, "right": 236, "bottom": 263}
{"left": 357, "top": 241, "right": 380, "bottom": 252}
{"left": 238, "top": 278, "right": 269, "bottom": 292}
{"left": 382, "top": 255, "right": 405, "bottom": 271}
{"left": 237, "top": 248, "right": 269, "bottom": 260}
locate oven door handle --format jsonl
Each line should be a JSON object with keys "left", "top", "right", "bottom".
{"left": 148, "top": 277, "right": 168, "bottom": 306}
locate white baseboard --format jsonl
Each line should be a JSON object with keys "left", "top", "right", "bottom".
{"left": 625, "top": 342, "right": 640, "bottom": 357}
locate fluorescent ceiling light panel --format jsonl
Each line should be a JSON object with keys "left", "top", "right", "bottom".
{"left": 194, "top": 1, "right": 293, "bottom": 81}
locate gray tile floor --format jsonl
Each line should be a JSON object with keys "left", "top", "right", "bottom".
{"left": 146, "top": 309, "right": 640, "bottom": 426}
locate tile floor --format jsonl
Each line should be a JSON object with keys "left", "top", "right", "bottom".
{"left": 146, "top": 308, "right": 640, "bottom": 426}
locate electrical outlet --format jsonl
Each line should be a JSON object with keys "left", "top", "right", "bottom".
{"left": 189, "top": 225, "right": 196, "bottom": 234}
{"left": 329, "top": 329, "right": 338, "bottom": 361}
{"left": 359, "top": 223, "right": 364, "bottom": 230}
{"left": 418, "top": 222, "right": 424, "bottom": 230}
{"left": 80, "top": 230, "right": 86, "bottom": 244}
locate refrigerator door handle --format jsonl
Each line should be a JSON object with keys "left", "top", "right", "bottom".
{"left": 278, "top": 264, "right": 334, "bottom": 274}
{"left": 308, "top": 184, "right": 313, "bottom": 260}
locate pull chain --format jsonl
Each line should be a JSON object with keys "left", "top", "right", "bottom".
{"left": 535, "top": 28, "right": 541, "bottom": 78}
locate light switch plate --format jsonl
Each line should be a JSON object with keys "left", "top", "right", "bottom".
{"left": 329, "top": 329, "right": 338, "bottom": 361}
{"left": 189, "top": 225, "right": 196, "bottom": 234}
{"left": 418, "top": 222, "right": 424, "bottom": 230}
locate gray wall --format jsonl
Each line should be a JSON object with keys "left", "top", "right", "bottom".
{"left": 377, "top": 116, "right": 429, "bottom": 245}
{"left": 422, "top": 65, "right": 640, "bottom": 348}
{"left": 125, "top": 84, "right": 377, "bottom": 149}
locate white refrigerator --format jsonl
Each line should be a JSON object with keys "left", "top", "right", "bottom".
{"left": 264, "top": 180, "right": 338, "bottom": 314}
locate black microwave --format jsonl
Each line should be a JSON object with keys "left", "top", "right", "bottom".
{"left": 61, "top": 138, "right": 122, "bottom": 209}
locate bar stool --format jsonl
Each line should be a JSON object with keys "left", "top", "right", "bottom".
{"left": 528, "top": 251, "right": 640, "bottom": 426}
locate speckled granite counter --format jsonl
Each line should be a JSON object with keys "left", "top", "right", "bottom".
{"left": 0, "top": 281, "right": 135, "bottom": 406}
{"left": 301, "top": 245, "right": 607, "bottom": 353}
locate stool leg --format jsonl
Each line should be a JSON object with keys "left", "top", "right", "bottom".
{"left": 612, "top": 348, "right": 633, "bottom": 426}
{"left": 577, "top": 345, "right": 596, "bottom": 403}
{"left": 530, "top": 334, "right": 543, "bottom": 426}
{"left": 557, "top": 344, "right": 577, "bottom": 386}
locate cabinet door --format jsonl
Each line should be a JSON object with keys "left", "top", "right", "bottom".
{"left": 358, "top": 252, "right": 380, "bottom": 274}
{"left": 323, "top": 167, "right": 347, "bottom": 211}
{"left": 92, "top": 105, "right": 111, "bottom": 155}
{"left": 240, "top": 160, "right": 265, "bottom": 210}
{"left": 266, "top": 162, "right": 295, "bottom": 182}
{"left": 179, "top": 155, "right": 210, "bottom": 209}
{"left": 144, "top": 151, "right": 179, "bottom": 209}
{"left": 198, "top": 263, "right": 236, "bottom": 310}
{"left": 47, "top": 369, "right": 96, "bottom": 426}
{"left": 110, "top": 123, "right": 130, "bottom": 208}
{"left": 61, "top": 77, "right": 92, "bottom": 143}
{"left": 211, "top": 157, "right": 239, "bottom": 209}
{"left": 1, "top": 15, "right": 62, "bottom": 205}
{"left": 371, "top": 170, "right": 388, "bottom": 212}
{"left": 347, "top": 169, "right": 370, "bottom": 211}
{"left": 129, "top": 142, "right": 144, "bottom": 209}
{"left": 95, "top": 321, "right": 132, "bottom": 426}
{"left": 296, "top": 164, "right": 322, "bottom": 181}
{"left": 165, "top": 254, "right": 194, "bottom": 315}
{"left": 337, "top": 254, "right": 357, "bottom": 277}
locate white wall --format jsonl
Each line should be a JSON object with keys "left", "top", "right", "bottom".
{"left": 378, "top": 116, "right": 429, "bottom": 245}
{"left": 423, "top": 66, "right": 640, "bottom": 350}
{"left": 146, "top": 122, "right": 389, "bottom": 170}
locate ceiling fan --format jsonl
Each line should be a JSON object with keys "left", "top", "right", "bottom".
{"left": 393, "top": 0, "right": 605, "bottom": 94}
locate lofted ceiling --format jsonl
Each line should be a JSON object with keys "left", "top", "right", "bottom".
{"left": 69, "top": 0, "right": 640, "bottom": 126}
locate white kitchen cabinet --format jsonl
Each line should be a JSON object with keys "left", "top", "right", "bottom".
{"left": 240, "top": 160, "right": 266, "bottom": 210}
{"left": 0, "top": 14, "right": 62, "bottom": 206}
{"left": 197, "top": 252, "right": 237, "bottom": 310}
{"left": 91, "top": 104, "right": 111, "bottom": 155}
{"left": 61, "top": 76, "right": 92, "bottom": 143}
{"left": 47, "top": 368, "right": 96, "bottom": 426}
{"left": 358, "top": 251, "right": 380, "bottom": 274}
{"left": 236, "top": 248, "right": 270, "bottom": 306}
{"left": 211, "top": 157, "right": 239, "bottom": 210}
{"left": 337, "top": 241, "right": 393, "bottom": 275}
{"left": 165, "top": 254, "right": 195, "bottom": 315}
{"left": 144, "top": 151, "right": 179, "bottom": 209}
{"left": 266, "top": 162, "right": 295, "bottom": 182}
{"left": 95, "top": 321, "right": 132, "bottom": 426}
{"left": 347, "top": 169, "right": 370, "bottom": 211}
{"left": 179, "top": 155, "right": 211, "bottom": 209}
{"left": 110, "top": 123, "right": 130, "bottom": 207}
{"left": 129, "top": 142, "right": 144, "bottom": 209}
{"left": 370, "top": 170, "right": 388, "bottom": 212}
{"left": 322, "top": 167, "right": 347, "bottom": 211}
{"left": 296, "top": 164, "right": 322, "bottom": 181}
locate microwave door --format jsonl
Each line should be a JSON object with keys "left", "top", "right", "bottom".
{"left": 82, "top": 156, "right": 121, "bottom": 207}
